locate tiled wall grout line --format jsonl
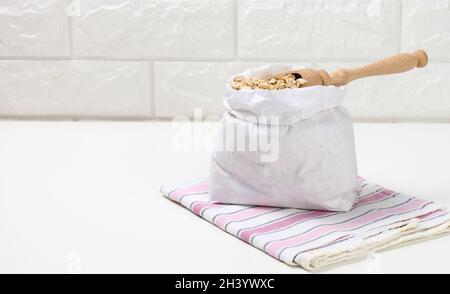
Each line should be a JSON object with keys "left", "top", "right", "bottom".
{"left": 0, "top": 56, "right": 240, "bottom": 62}
{"left": 2, "top": 57, "right": 450, "bottom": 63}
{"left": 5, "top": 57, "right": 432, "bottom": 63}
{"left": 0, "top": 56, "right": 73, "bottom": 61}
{"left": 233, "top": 0, "right": 239, "bottom": 59}
{"left": 398, "top": 0, "right": 403, "bottom": 53}
{"left": 7, "top": 57, "right": 450, "bottom": 63}
{"left": 2, "top": 115, "right": 450, "bottom": 124}
{"left": 68, "top": 12, "right": 74, "bottom": 58}
{"left": 149, "top": 62, "right": 156, "bottom": 118}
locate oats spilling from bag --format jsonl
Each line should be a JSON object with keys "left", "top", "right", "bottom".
{"left": 230, "top": 74, "right": 307, "bottom": 90}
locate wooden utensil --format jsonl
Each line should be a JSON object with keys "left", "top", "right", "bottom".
{"left": 274, "top": 50, "right": 428, "bottom": 87}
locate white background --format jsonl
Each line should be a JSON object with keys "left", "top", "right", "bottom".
{"left": 1, "top": 121, "right": 450, "bottom": 273}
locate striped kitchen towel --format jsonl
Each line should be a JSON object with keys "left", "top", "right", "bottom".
{"left": 160, "top": 178, "right": 450, "bottom": 271}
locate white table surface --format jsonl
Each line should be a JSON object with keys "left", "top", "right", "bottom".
{"left": 0, "top": 121, "right": 449, "bottom": 274}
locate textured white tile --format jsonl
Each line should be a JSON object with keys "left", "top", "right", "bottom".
{"left": 317, "top": 62, "right": 394, "bottom": 119}
{"left": 387, "top": 63, "right": 450, "bottom": 119}
{"left": 73, "top": 0, "right": 234, "bottom": 59}
{"left": 0, "top": 61, "right": 151, "bottom": 118}
{"left": 318, "top": 62, "right": 450, "bottom": 120}
{"left": 238, "top": 0, "right": 400, "bottom": 59}
{"left": 0, "top": 0, "right": 70, "bottom": 56}
{"left": 154, "top": 62, "right": 314, "bottom": 117}
{"left": 402, "top": 0, "right": 450, "bottom": 60}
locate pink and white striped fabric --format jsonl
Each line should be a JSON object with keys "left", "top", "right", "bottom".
{"left": 160, "top": 178, "right": 450, "bottom": 270}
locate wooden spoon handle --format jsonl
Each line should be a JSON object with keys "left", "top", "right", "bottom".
{"left": 325, "top": 50, "right": 428, "bottom": 86}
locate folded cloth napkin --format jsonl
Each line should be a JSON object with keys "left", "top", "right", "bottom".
{"left": 160, "top": 178, "right": 450, "bottom": 271}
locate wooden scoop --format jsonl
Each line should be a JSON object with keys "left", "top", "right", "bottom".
{"left": 274, "top": 50, "right": 429, "bottom": 87}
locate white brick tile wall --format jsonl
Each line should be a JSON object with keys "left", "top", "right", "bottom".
{"left": 388, "top": 63, "right": 450, "bottom": 119}
{"left": 0, "top": 0, "right": 449, "bottom": 121}
{"left": 318, "top": 62, "right": 394, "bottom": 119}
{"left": 72, "top": 0, "right": 234, "bottom": 59}
{"left": 0, "top": 61, "right": 151, "bottom": 118}
{"left": 238, "top": 0, "right": 400, "bottom": 60}
{"left": 318, "top": 62, "right": 450, "bottom": 120}
{"left": 0, "top": 0, "right": 70, "bottom": 57}
{"left": 154, "top": 62, "right": 313, "bottom": 117}
{"left": 155, "top": 62, "right": 243, "bottom": 118}
{"left": 402, "top": 0, "right": 450, "bottom": 60}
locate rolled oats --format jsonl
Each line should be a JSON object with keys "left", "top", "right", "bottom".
{"left": 230, "top": 74, "right": 307, "bottom": 90}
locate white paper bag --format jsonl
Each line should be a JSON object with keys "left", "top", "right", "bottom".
{"left": 209, "top": 65, "right": 359, "bottom": 211}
